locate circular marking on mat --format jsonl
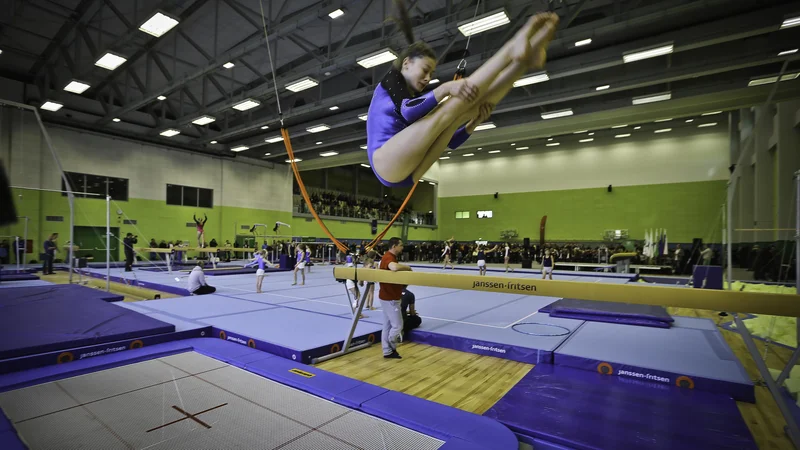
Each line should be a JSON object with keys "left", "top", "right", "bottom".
{"left": 367, "top": 334, "right": 376, "bottom": 344}
{"left": 200, "top": 331, "right": 206, "bottom": 337}
{"left": 676, "top": 376, "right": 695, "bottom": 389}
{"left": 292, "top": 354, "right": 297, "bottom": 360}
{"left": 247, "top": 339, "right": 256, "bottom": 348}
{"left": 512, "top": 322, "right": 571, "bottom": 336}
{"left": 330, "top": 344, "right": 341, "bottom": 353}
{"left": 130, "top": 340, "right": 144, "bottom": 350}
{"left": 57, "top": 352, "right": 74, "bottom": 364}
{"left": 597, "top": 362, "right": 613, "bottom": 375}
{"left": 219, "top": 331, "right": 227, "bottom": 340}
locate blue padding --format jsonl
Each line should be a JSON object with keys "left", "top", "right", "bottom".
{"left": 438, "top": 437, "right": 496, "bottom": 450}
{"left": 548, "top": 311, "right": 671, "bottom": 328}
{"left": 485, "top": 364, "right": 756, "bottom": 450}
{"left": 0, "top": 410, "right": 12, "bottom": 431}
{"left": 185, "top": 337, "right": 264, "bottom": 363}
{"left": 335, "top": 383, "right": 389, "bottom": 408}
{"left": 0, "top": 273, "right": 38, "bottom": 281}
{"left": 0, "top": 340, "right": 194, "bottom": 393}
{"left": 540, "top": 298, "right": 674, "bottom": 323}
{"left": 0, "top": 286, "right": 175, "bottom": 360}
{"left": 0, "top": 430, "right": 27, "bottom": 450}
{"left": 361, "top": 390, "right": 518, "bottom": 449}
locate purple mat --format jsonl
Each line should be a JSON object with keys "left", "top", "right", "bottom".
{"left": 204, "top": 267, "right": 290, "bottom": 276}
{"left": 484, "top": 364, "right": 756, "bottom": 450}
{"left": 0, "top": 285, "right": 174, "bottom": 360}
{"left": 540, "top": 298, "right": 673, "bottom": 327}
{"left": 0, "top": 273, "right": 39, "bottom": 281}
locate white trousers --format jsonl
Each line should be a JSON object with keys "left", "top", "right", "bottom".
{"left": 380, "top": 299, "right": 403, "bottom": 355}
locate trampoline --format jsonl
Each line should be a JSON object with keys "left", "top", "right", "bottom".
{"left": 0, "top": 338, "right": 516, "bottom": 450}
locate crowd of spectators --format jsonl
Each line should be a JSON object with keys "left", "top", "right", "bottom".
{"left": 293, "top": 187, "right": 434, "bottom": 225}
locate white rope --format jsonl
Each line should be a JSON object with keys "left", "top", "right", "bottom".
{"left": 258, "top": 0, "right": 283, "bottom": 124}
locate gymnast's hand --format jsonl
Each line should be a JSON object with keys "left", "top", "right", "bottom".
{"left": 447, "top": 79, "right": 479, "bottom": 103}
{"left": 466, "top": 103, "right": 495, "bottom": 133}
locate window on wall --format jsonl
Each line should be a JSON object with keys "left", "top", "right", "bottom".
{"left": 61, "top": 172, "right": 129, "bottom": 201}
{"left": 167, "top": 184, "right": 213, "bottom": 208}
{"left": 477, "top": 210, "right": 493, "bottom": 219}
{"left": 455, "top": 211, "right": 470, "bottom": 219}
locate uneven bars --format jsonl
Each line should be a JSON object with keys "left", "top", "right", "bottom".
{"left": 332, "top": 267, "right": 800, "bottom": 317}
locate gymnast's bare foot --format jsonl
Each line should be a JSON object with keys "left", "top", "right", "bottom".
{"left": 511, "top": 14, "right": 549, "bottom": 64}
{"left": 528, "top": 14, "right": 559, "bottom": 70}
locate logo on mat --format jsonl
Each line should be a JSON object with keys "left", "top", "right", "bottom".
{"left": 675, "top": 376, "right": 695, "bottom": 389}
{"left": 130, "top": 340, "right": 144, "bottom": 349}
{"left": 597, "top": 362, "right": 613, "bottom": 375}
{"left": 57, "top": 352, "right": 74, "bottom": 364}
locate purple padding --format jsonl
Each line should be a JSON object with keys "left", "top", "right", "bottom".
{"left": 548, "top": 311, "right": 672, "bottom": 328}
{"left": 0, "top": 431, "right": 26, "bottom": 450}
{"left": 204, "top": 267, "right": 290, "bottom": 276}
{"left": 361, "top": 390, "right": 518, "bottom": 449}
{"left": 484, "top": 364, "right": 757, "bottom": 450}
{"left": 0, "top": 411, "right": 12, "bottom": 432}
{"left": 540, "top": 298, "right": 673, "bottom": 323}
{"left": 0, "top": 273, "right": 38, "bottom": 281}
{"left": 0, "top": 286, "right": 175, "bottom": 360}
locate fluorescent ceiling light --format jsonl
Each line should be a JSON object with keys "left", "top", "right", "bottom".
{"left": 596, "top": 85, "right": 610, "bottom": 91}
{"left": 510, "top": 143, "right": 515, "bottom": 146}
{"left": 686, "top": 119, "right": 694, "bottom": 123}
{"left": 541, "top": 109, "right": 573, "bottom": 120}
{"left": 588, "top": 132, "right": 595, "bottom": 136}
{"left": 698, "top": 123, "right": 717, "bottom": 128}
{"left": 655, "top": 118, "right": 672, "bottom": 122}
{"left": 63, "top": 80, "right": 90, "bottom": 94}
{"left": 95, "top": 52, "right": 127, "bottom": 70}
{"left": 264, "top": 153, "right": 271, "bottom": 156}
{"left": 781, "top": 16, "right": 800, "bottom": 29}
{"left": 488, "top": 150, "right": 501, "bottom": 154}
{"left": 575, "top": 38, "right": 592, "bottom": 47}
{"left": 439, "top": 156, "right": 450, "bottom": 160}
{"left": 286, "top": 159, "right": 302, "bottom": 163}
{"left": 316, "top": 141, "right": 323, "bottom": 145}
{"left": 632, "top": 92, "right": 671, "bottom": 105}
{"left": 702, "top": 111, "right": 722, "bottom": 116}
{"left": 655, "top": 128, "right": 672, "bottom": 133}
{"left": 612, "top": 124, "right": 628, "bottom": 129}
{"left": 579, "top": 138, "right": 594, "bottom": 143}
{"left": 573, "top": 130, "right": 588, "bottom": 134}
{"left": 779, "top": 49, "right": 798, "bottom": 56}
{"left": 513, "top": 72, "right": 549, "bottom": 87}
{"left": 329, "top": 106, "right": 339, "bottom": 110}
{"left": 457, "top": 9, "right": 510, "bottom": 36}
{"left": 360, "top": 145, "right": 367, "bottom": 149}
{"left": 261, "top": 125, "right": 269, "bottom": 129}
{"left": 516, "top": 146, "right": 529, "bottom": 150}
{"left": 615, "top": 134, "right": 631, "bottom": 138}
{"left": 286, "top": 76, "right": 319, "bottom": 92}
{"left": 320, "top": 151, "right": 338, "bottom": 157}
{"left": 428, "top": 183, "right": 435, "bottom": 186}
{"left": 545, "top": 142, "right": 560, "bottom": 147}
{"left": 232, "top": 98, "right": 260, "bottom": 111}
{"left": 474, "top": 123, "right": 496, "bottom": 131}
{"left": 157, "top": 95, "right": 167, "bottom": 101}
{"left": 231, "top": 145, "right": 249, "bottom": 152}
{"left": 223, "top": 62, "right": 235, "bottom": 69}
{"left": 748, "top": 73, "right": 799, "bottom": 87}
{"left": 112, "top": 118, "right": 121, "bottom": 122}
{"left": 478, "top": 147, "right": 483, "bottom": 149}
{"left": 192, "top": 115, "right": 216, "bottom": 126}
{"left": 623, "top": 43, "right": 673, "bottom": 63}
{"left": 634, "top": 126, "right": 642, "bottom": 130}
{"left": 306, "top": 124, "right": 330, "bottom": 133}
{"left": 40, "top": 101, "right": 63, "bottom": 112}
{"left": 328, "top": 8, "right": 344, "bottom": 19}
{"left": 546, "top": 139, "right": 552, "bottom": 142}
{"left": 357, "top": 48, "right": 397, "bottom": 68}
{"left": 358, "top": 113, "right": 368, "bottom": 121}
{"left": 160, "top": 128, "right": 180, "bottom": 137}
{"left": 429, "top": 79, "right": 440, "bottom": 85}
{"left": 139, "top": 12, "right": 179, "bottom": 37}
{"left": 210, "top": 140, "right": 218, "bottom": 144}
{"left": 0, "top": 49, "right": 3, "bottom": 55}
{"left": 265, "top": 136, "right": 284, "bottom": 143}
{"left": 360, "top": 164, "right": 371, "bottom": 168}
{"left": 462, "top": 153, "right": 475, "bottom": 156}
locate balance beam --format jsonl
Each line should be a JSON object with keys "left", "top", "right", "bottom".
{"left": 332, "top": 267, "right": 800, "bottom": 317}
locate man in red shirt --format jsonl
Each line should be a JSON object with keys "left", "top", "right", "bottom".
{"left": 379, "top": 237, "right": 412, "bottom": 359}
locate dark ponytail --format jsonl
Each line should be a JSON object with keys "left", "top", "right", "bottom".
{"left": 392, "top": 0, "right": 436, "bottom": 70}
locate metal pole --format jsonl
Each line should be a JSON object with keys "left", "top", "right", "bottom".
{"left": 795, "top": 170, "right": 799, "bottom": 297}
{"left": 722, "top": 203, "right": 727, "bottom": 287}
{"left": 106, "top": 195, "right": 111, "bottom": 292}
{"left": 14, "top": 236, "right": 20, "bottom": 272}
{"left": 22, "top": 216, "right": 28, "bottom": 268}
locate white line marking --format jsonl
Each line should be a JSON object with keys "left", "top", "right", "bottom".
{"left": 420, "top": 315, "right": 507, "bottom": 329}
{"left": 504, "top": 311, "right": 538, "bottom": 328}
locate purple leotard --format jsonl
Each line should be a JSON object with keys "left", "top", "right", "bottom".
{"left": 246, "top": 254, "right": 266, "bottom": 271}
{"left": 367, "top": 69, "right": 471, "bottom": 187}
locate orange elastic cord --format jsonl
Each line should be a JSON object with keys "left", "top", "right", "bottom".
{"left": 365, "top": 180, "right": 420, "bottom": 252}
{"left": 282, "top": 128, "right": 349, "bottom": 255}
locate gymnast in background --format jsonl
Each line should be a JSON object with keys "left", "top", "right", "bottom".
{"left": 245, "top": 250, "right": 273, "bottom": 293}
{"left": 193, "top": 213, "right": 207, "bottom": 248}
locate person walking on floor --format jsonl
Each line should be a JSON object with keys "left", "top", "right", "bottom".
{"left": 123, "top": 233, "right": 137, "bottom": 272}
{"left": 41, "top": 233, "right": 58, "bottom": 275}
{"left": 379, "top": 237, "right": 412, "bottom": 359}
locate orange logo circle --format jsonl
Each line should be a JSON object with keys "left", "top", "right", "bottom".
{"left": 597, "top": 362, "right": 613, "bottom": 375}
{"left": 247, "top": 339, "right": 256, "bottom": 348}
{"left": 367, "top": 334, "right": 375, "bottom": 343}
{"left": 330, "top": 344, "right": 341, "bottom": 353}
{"left": 57, "top": 352, "right": 74, "bottom": 364}
{"left": 219, "top": 331, "right": 227, "bottom": 340}
{"left": 675, "top": 376, "right": 695, "bottom": 389}
{"left": 130, "top": 340, "right": 144, "bottom": 349}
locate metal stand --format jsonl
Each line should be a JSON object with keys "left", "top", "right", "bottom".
{"left": 106, "top": 196, "right": 111, "bottom": 292}
{"left": 312, "top": 281, "right": 375, "bottom": 364}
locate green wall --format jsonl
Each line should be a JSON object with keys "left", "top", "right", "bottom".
{"left": 438, "top": 180, "right": 727, "bottom": 243}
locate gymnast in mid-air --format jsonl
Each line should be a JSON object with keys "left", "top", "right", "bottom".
{"left": 366, "top": 1, "right": 559, "bottom": 187}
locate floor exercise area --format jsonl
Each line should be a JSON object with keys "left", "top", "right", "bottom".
{"left": 0, "top": 265, "right": 759, "bottom": 449}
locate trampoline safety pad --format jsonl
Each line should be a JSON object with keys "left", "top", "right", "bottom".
{"left": 0, "top": 352, "right": 444, "bottom": 450}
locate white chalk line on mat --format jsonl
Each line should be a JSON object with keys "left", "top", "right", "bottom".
{"left": 504, "top": 311, "right": 539, "bottom": 328}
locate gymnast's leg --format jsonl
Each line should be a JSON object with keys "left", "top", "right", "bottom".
{"left": 373, "top": 14, "right": 558, "bottom": 183}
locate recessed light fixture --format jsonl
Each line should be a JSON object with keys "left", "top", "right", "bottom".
{"left": 596, "top": 85, "right": 610, "bottom": 91}
{"left": 231, "top": 145, "right": 249, "bottom": 152}
{"left": 541, "top": 109, "right": 573, "bottom": 120}
{"left": 286, "top": 76, "right": 319, "bottom": 92}
{"left": 615, "top": 134, "right": 631, "bottom": 138}
{"left": 356, "top": 48, "right": 398, "bottom": 68}
{"left": 265, "top": 136, "right": 284, "bottom": 143}
{"left": 488, "top": 150, "right": 501, "bottom": 154}
{"left": 261, "top": 125, "right": 269, "bottom": 130}
{"left": 286, "top": 158, "right": 303, "bottom": 163}
{"left": 612, "top": 124, "right": 628, "bottom": 129}
{"left": 223, "top": 62, "right": 235, "bottom": 69}
{"left": 358, "top": 113, "right": 368, "bottom": 121}
{"left": 516, "top": 146, "right": 529, "bottom": 150}
{"left": 514, "top": 72, "right": 549, "bottom": 87}
{"left": 329, "top": 106, "right": 339, "bottom": 111}
{"left": 316, "top": 141, "right": 323, "bottom": 145}
{"left": 306, "top": 124, "right": 330, "bottom": 133}
{"left": 429, "top": 79, "right": 440, "bottom": 85}
{"left": 510, "top": 143, "right": 516, "bottom": 146}
{"left": 575, "top": 38, "right": 592, "bottom": 47}
{"left": 588, "top": 132, "right": 595, "bottom": 136}
{"left": 360, "top": 145, "right": 367, "bottom": 150}
{"left": 698, "top": 123, "right": 717, "bottom": 128}
{"left": 547, "top": 138, "right": 553, "bottom": 142}
{"left": 64, "top": 80, "right": 91, "bottom": 94}
{"left": 780, "top": 16, "right": 800, "bottom": 29}
{"left": 779, "top": 49, "right": 798, "bottom": 56}
{"left": 462, "top": 153, "right": 475, "bottom": 156}
{"left": 573, "top": 130, "right": 588, "bottom": 134}
{"left": 655, "top": 118, "right": 672, "bottom": 122}
{"left": 474, "top": 123, "right": 496, "bottom": 131}
{"left": 685, "top": 119, "right": 694, "bottom": 123}
{"left": 328, "top": 9, "right": 345, "bottom": 19}
{"left": 139, "top": 11, "right": 179, "bottom": 37}
{"left": 701, "top": 111, "right": 722, "bottom": 116}
{"left": 360, "top": 163, "right": 371, "bottom": 168}
{"left": 210, "top": 140, "right": 218, "bottom": 144}
{"left": 545, "top": 142, "right": 560, "bottom": 147}
{"left": 634, "top": 126, "right": 642, "bottom": 130}
{"left": 157, "top": 95, "right": 167, "bottom": 101}
{"left": 112, "top": 118, "right": 121, "bottom": 122}
{"left": 439, "top": 156, "right": 450, "bottom": 160}
{"left": 40, "top": 101, "right": 63, "bottom": 112}
{"left": 320, "top": 151, "right": 338, "bottom": 157}
{"left": 623, "top": 43, "right": 673, "bottom": 63}
{"left": 160, "top": 128, "right": 180, "bottom": 137}
{"left": 632, "top": 92, "right": 672, "bottom": 105}
{"left": 579, "top": 138, "right": 594, "bottom": 143}
{"left": 264, "top": 152, "right": 271, "bottom": 156}
{"left": 192, "top": 115, "right": 216, "bottom": 126}
{"left": 458, "top": 9, "right": 510, "bottom": 36}
{"left": 232, "top": 98, "right": 260, "bottom": 111}
{"left": 655, "top": 128, "right": 672, "bottom": 133}
{"left": 95, "top": 52, "right": 127, "bottom": 70}
{"left": 477, "top": 147, "right": 483, "bottom": 150}
{"left": 748, "top": 73, "right": 799, "bottom": 86}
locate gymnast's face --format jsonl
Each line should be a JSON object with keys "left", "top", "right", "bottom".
{"left": 402, "top": 56, "right": 436, "bottom": 93}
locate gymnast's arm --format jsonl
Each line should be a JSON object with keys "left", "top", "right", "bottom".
{"left": 388, "top": 262, "right": 412, "bottom": 272}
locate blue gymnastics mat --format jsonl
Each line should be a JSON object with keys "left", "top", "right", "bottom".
{"left": 484, "top": 363, "right": 756, "bottom": 450}
{"left": 0, "top": 338, "right": 517, "bottom": 450}
{"left": 553, "top": 317, "right": 754, "bottom": 402}
{"left": 0, "top": 285, "right": 176, "bottom": 366}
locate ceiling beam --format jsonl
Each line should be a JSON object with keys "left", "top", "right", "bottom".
{"left": 28, "top": 0, "right": 102, "bottom": 76}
